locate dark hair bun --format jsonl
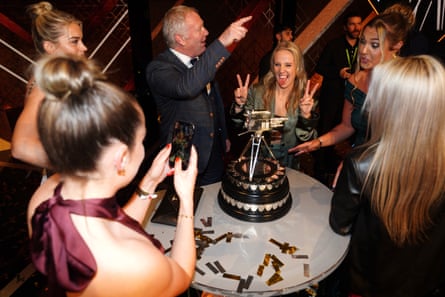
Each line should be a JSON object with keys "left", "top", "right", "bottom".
{"left": 34, "top": 55, "right": 105, "bottom": 101}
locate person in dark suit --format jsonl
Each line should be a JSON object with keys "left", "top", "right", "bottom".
{"left": 312, "top": 11, "right": 362, "bottom": 186}
{"left": 146, "top": 5, "right": 251, "bottom": 186}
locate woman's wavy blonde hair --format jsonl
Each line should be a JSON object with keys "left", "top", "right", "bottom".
{"left": 362, "top": 55, "right": 445, "bottom": 246}
{"left": 262, "top": 41, "right": 307, "bottom": 115}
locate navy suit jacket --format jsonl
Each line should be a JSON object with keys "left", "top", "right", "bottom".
{"left": 146, "top": 40, "right": 230, "bottom": 173}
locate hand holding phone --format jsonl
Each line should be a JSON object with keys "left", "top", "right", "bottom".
{"left": 169, "top": 121, "right": 195, "bottom": 170}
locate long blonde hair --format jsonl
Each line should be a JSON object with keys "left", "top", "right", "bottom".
{"left": 362, "top": 55, "right": 445, "bottom": 246}
{"left": 262, "top": 41, "right": 306, "bottom": 114}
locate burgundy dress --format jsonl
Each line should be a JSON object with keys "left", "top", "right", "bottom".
{"left": 30, "top": 183, "right": 163, "bottom": 296}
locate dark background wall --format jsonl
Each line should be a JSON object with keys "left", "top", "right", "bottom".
{"left": 0, "top": 0, "right": 443, "bottom": 144}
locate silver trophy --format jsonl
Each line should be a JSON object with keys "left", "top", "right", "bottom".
{"left": 238, "top": 110, "right": 288, "bottom": 181}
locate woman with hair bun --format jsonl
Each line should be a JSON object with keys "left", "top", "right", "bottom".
{"left": 11, "top": 1, "right": 87, "bottom": 168}
{"left": 290, "top": 3, "right": 415, "bottom": 154}
{"left": 27, "top": 55, "right": 198, "bottom": 297}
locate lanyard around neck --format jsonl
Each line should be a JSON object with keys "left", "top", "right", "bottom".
{"left": 345, "top": 47, "right": 358, "bottom": 69}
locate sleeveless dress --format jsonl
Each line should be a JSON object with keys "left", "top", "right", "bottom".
{"left": 30, "top": 183, "right": 163, "bottom": 296}
{"left": 344, "top": 80, "right": 368, "bottom": 146}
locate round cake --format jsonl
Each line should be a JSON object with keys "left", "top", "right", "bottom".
{"left": 218, "top": 157, "right": 292, "bottom": 222}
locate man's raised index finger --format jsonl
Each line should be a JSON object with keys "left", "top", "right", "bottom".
{"left": 237, "top": 16, "right": 252, "bottom": 26}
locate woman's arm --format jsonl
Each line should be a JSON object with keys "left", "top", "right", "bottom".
{"left": 120, "top": 148, "right": 198, "bottom": 297}
{"left": 11, "top": 84, "right": 51, "bottom": 168}
{"left": 230, "top": 74, "right": 254, "bottom": 130}
{"left": 323, "top": 99, "right": 356, "bottom": 145}
{"left": 231, "top": 73, "right": 250, "bottom": 113}
{"left": 169, "top": 146, "right": 198, "bottom": 279}
{"left": 122, "top": 145, "right": 172, "bottom": 222}
{"left": 123, "top": 144, "right": 197, "bottom": 281}
{"left": 296, "top": 80, "right": 320, "bottom": 142}
{"left": 289, "top": 99, "right": 355, "bottom": 155}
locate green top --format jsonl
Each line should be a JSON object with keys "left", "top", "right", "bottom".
{"left": 344, "top": 80, "right": 368, "bottom": 146}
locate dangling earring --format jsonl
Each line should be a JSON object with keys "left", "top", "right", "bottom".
{"left": 117, "top": 156, "right": 127, "bottom": 176}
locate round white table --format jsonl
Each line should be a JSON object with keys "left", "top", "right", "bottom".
{"left": 145, "top": 169, "right": 350, "bottom": 296}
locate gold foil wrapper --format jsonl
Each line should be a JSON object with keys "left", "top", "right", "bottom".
{"left": 266, "top": 272, "right": 283, "bottom": 286}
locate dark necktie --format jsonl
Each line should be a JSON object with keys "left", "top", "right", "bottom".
{"left": 190, "top": 57, "right": 211, "bottom": 94}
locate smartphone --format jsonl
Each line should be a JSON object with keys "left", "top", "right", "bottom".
{"left": 169, "top": 121, "right": 195, "bottom": 170}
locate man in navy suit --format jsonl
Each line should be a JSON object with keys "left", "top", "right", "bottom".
{"left": 146, "top": 5, "right": 251, "bottom": 185}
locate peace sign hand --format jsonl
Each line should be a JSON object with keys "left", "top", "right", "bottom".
{"left": 234, "top": 73, "right": 250, "bottom": 107}
{"left": 299, "top": 79, "right": 319, "bottom": 118}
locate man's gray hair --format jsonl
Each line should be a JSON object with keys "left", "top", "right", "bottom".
{"left": 162, "top": 5, "right": 198, "bottom": 48}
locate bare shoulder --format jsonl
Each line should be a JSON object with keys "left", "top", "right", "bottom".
{"left": 27, "top": 174, "right": 60, "bottom": 233}
{"left": 81, "top": 234, "right": 178, "bottom": 297}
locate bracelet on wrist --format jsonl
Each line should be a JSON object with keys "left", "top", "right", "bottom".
{"left": 316, "top": 138, "right": 322, "bottom": 150}
{"left": 135, "top": 186, "right": 158, "bottom": 200}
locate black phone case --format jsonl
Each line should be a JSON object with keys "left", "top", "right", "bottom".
{"left": 169, "top": 121, "right": 195, "bottom": 170}
{"left": 150, "top": 187, "right": 203, "bottom": 226}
